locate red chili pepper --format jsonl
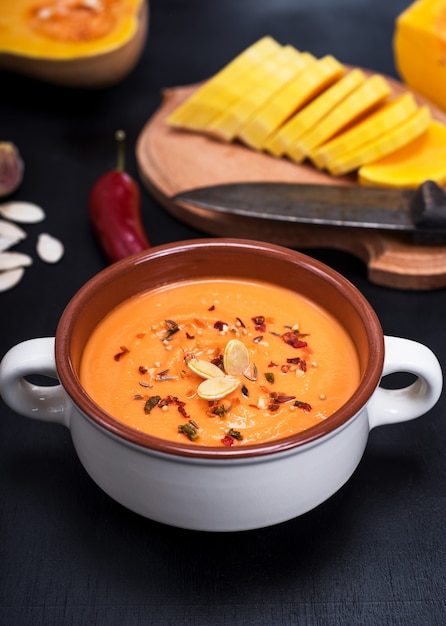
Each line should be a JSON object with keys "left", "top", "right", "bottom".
{"left": 221, "top": 435, "right": 234, "bottom": 447}
{"left": 88, "top": 130, "right": 151, "bottom": 263}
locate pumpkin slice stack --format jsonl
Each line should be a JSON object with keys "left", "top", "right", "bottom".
{"left": 310, "top": 93, "right": 419, "bottom": 169}
{"left": 358, "top": 121, "right": 446, "bottom": 187}
{"left": 263, "top": 68, "right": 367, "bottom": 157}
{"left": 206, "top": 47, "right": 317, "bottom": 141}
{"left": 237, "top": 54, "right": 345, "bottom": 150}
{"left": 167, "top": 36, "right": 282, "bottom": 131}
{"left": 166, "top": 36, "right": 446, "bottom": 187}
{"left": 283, "top": 74, "right": 393, "bottom": 163}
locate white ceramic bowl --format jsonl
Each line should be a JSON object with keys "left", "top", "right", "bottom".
{"left": 0, "top": 239, "right": 442, "bottom": 531}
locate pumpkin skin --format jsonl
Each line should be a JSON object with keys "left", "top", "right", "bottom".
{"left": 0, "top": 0, "right": 149, "bottom": 88}
{"left": 394, "top": 0, "right": 446, "bottom": 112}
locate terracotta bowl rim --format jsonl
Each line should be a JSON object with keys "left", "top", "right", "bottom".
{"left": 55, "top": 238, "right": 384, "bottom": 460}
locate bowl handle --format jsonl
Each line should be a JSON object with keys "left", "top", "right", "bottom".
{"left": 367, "top": 335, "right": 443, "bottom": 429}
{"left": 0, "top": 337, "right": 72, "bottom": 427}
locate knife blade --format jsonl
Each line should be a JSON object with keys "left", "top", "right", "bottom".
{"left": 173, "top": 180, "right": 446, "bottom": 243}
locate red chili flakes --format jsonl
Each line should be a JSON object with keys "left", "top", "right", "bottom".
{"left": 270, "top": 392, "right": 296, "bottom": 404}
{"left": 158, "top": 396, "right": 174, "bottom": 409}
{"left": 268, "top": 361, "right": 278, "bottom": 368}
{"left": 286, "top": 357, "right": 307, "bottom": 371}
{"left": 252, "top": 315, "right": 266, "bottom": 332}
{"left": 268, "top": 391, "right": 296, "bottom": 412}
{"left": 294, "top": 400, "right": 312, "bottom": 412}
{"left": 214, "top": 320, "right": 228, "bottom": 331}
{"left": 282, "top": 331, "right": 308, "bottom": 349}
{"left": 158, "top": 395, "right": 190, "bottom": 419}
{"left": 139, "top": 365, "right": 148, "bottom": 374}
{"left": 208, "top": 305, "right": 215, "bottom": 311}
{"left": 114, "top": 346, "right": 129, "bottom": 361}
{"left": 185, "top": 332, "right": 195, "bottom": 339}
{"left": 236, "top": 317, "right": 246, "bottom": 328}
{"left": 221, "top": 435, "right": 234, "bottom": 446}
{"left": 211, "top": 354, "right": 224, "bottom": 371}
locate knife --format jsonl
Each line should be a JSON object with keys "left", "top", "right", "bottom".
{"left": 173, "top": 180, "right": 446, "bottom": 244}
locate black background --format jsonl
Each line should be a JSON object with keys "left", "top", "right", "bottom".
{"left": 1, "top": 1, "right": 445, "bottom": 624}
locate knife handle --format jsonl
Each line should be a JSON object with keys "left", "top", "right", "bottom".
{"left": 412, "top": 180, "right": 446, "bottom": 231}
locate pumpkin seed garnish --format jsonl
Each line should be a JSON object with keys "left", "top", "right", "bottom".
{"left": 223, "top": 339, "right": 250, "bottom": 375}
{"left": 186, "top": 356, "right": 225, "bottom": 379}
{"left": 197, "top": 376, "right": 239, "bottom": 400}
{"left": 243, "top": 362, "right": 258, "bottom": 381}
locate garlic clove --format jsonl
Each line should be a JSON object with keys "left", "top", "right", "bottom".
{"left": 0, "top": 142, "right": 24, "bottom": 198}
{"left": 0, "top": 201, "right": 45, "bottom": 224}
{"left": 36, "top": 232, "right": 64, "bottom": 264}
{"left": 0, "top": 267, "right": 25, "bottom": 292}
{"left": 0, "top": 251, "right": 33, "bottom": 270}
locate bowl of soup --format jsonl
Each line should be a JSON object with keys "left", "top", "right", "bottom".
{"left": 0, "top": 239, "right": 442, "bottom": 531}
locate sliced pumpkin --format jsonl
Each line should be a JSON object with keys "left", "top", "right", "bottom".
{"left": 167, "top": 36, "right": 282, "bottom": 130}
{"left": 311, "top": 92, "right": 419, "bottom": 169}
{"left": 358, "top": 121, "right": 446, "bottom": 188}
{"left": 239, "top": 55, "right": 345, "bottom": 151}
{"left": 286, "top": 74, "right": 392, "bottom": 163}
{"left": 205, "top": 47, "right": 314, "bottom": 141}
{"left": 165, "top": 36, "right": 444, "bottom": 187}
{"left": 261, "top": 56, "right": 346, "bottom": 154}
{"left": 233, "top": 52, "right": 317, "bottom": 148}
{"left": 262, "top": 68, "right": 367, "bottom": 158}
{"left": 327, "top": 106, "right": 432, "bottom": 176}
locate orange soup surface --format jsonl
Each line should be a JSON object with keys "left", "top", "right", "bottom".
{"left": 80, "top": 278, "right": 361, "bottom": 447}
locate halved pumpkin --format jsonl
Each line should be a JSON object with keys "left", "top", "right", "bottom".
{"left": 394, "top": 0, "right": 446, "bottom": 112}
{"left": 0, "top": 0, "right": 149, "bottom": 88}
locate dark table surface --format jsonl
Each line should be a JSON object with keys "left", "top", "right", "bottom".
{"left": 1, "top": 1, "right": 445, "bottom": 624}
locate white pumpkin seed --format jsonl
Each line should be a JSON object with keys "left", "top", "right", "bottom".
{"left": 0, "top": 251, "right": 33, "bottom": 270}
{"left": 0, "top": 201, "right": 45, "bottom": 224}
{"left": 0, "top": 267, "right": 25, "bottom": 292}
{"left": 186, "top": 356, "right": 225, "bottom": 379}
{"left": 197, "top": 376, "right": 240, "bottom": 400}
{"left": 0, "top": 218, "right": 27, "bottom": 242}
{"left": 223, "top": 339, "right": 250, "bottom": 375}
{"left": 36, "top": 232, "right": 64, "bottom": 264}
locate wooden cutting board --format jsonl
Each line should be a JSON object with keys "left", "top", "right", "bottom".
{"left": 136, "top": 80, "right": 446, "bottom": 291}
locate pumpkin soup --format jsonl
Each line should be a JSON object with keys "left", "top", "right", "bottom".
{"left": 80, "top": 278, "right": 361, "bottom": 446}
